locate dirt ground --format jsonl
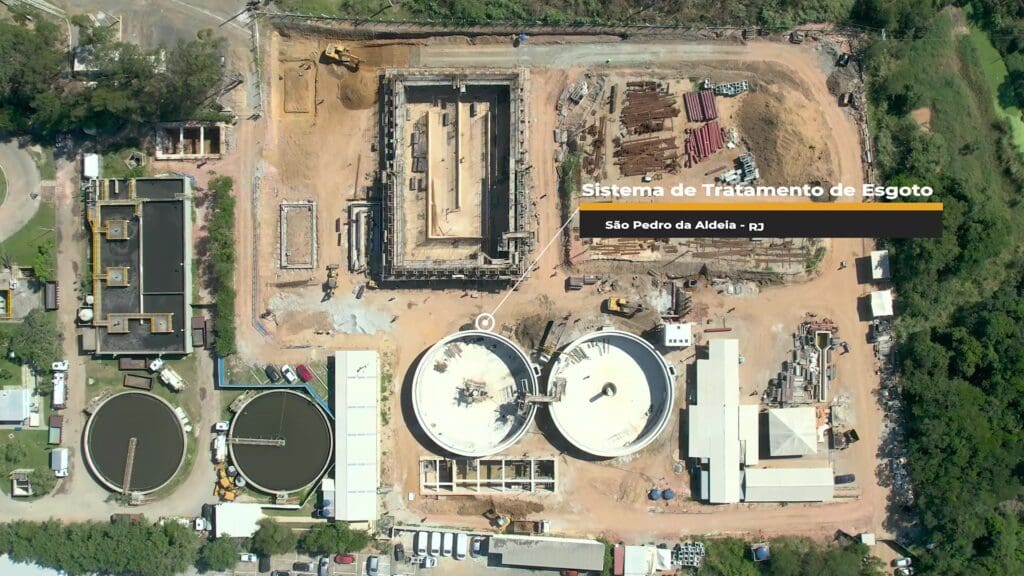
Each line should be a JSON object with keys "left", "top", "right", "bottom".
{"left": 229, "top": 29, "right": 887, "bottom": 545}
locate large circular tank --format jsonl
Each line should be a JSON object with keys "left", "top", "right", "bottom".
{"left": 547, "top": 330, "right": 676, "bottom": 458}
{"left": 412, "top": 330, "right": 538, "bottom": 457}
{"left": 229, "top": 390, "right": 333, "bottom": 494}
{"left": 84, "top": 392, "right": 187, "bottom": 494}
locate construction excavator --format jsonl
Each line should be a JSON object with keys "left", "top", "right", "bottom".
{"left": 322, "top": 44, "right": 361, "bottom": 70}
{"left": 603, "top": 297, "right": 644, "bottom": 319}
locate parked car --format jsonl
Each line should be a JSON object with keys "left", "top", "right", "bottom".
{"left": 51, "top": 360, "right": 69, "bottom": 372}
{"left": 213, "top": 421, "right": 229, "bottom": 432}
{"left": 366, "top": 555, "right": 379, "bottom": 576}
{"left": 259, "top": 556, "right": 271, "bottom": 573}
{"left": 471, "top": 536, "right": 485, "bottom": 557}
{"left": 265, "top": 364, "right": 282, "bottom": 383}
{"left": 429, "top": 532, "right": 441, "bottom": 556}
{"left": 318, "top": 557, "right": 329, "bottom": 576}
{"left": 421, "top": 556, "right": 437, "bottom": 569}
{"left": 394, "top": 542, "right": 405, "bottom": 562}
{"left": 895, "top": 568, "right": 914, "bottom": 576}
{"left": 335, "top": 554, "right": 355, "bottom": 564}
{"left": 293, "top": 561, "right": 314, "bottom": 571}
{"left": 834, "top": 474, "right": 856, "bottom": 485}
{"left": 893, "top": 557, "right": 912, "bottom": 568}
{"left": 442, "top": 532, "right": 453, "bottom": 557}
{"left": 271, "top": 571, "right": 290, "bottom": 576}
{"left": 281, "top": 365, "right": 299, "bottom": 384}
{"left": 240, "top": 553, "right": 258, "bottom": 563}
{"left": 454, "top": 533, "right": 468, "bottom": 560}
{"left": 296, "top": 364, "right": 314, "bottom": 383}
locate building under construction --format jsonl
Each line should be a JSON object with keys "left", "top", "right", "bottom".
{"left": 379, "top": 69, "right": 532, "bottom": 282}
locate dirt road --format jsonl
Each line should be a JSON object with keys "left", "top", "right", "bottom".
{"left": 0, "top": 140, "right": 42, "bottom": 243}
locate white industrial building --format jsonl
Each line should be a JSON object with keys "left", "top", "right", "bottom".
{"left": 622, "top": 545, "right": 674, "bottom": 576}
{"left": 870, "top": 289, "right": 894, "bottom": 317}
{"left": 743, "top": 467, "right": 834, "bottom": 502}
{"left": 332, "top": 350, "right": 380, "bottom": 524}
{"left": 213, "top": 502, "right": 264, "bottom": 538}
{"left": 688, "top": 339, "right": 759, "bottom": 504}
{"left": 768, "top": 407, "right": 819, "bottom": 456}
{"left": 0, "top": 388, "right": 31, "bottom": 425}
{"left": 661, "top": 322, "right": 693, "bottom": 348}
{"left": 489, "top": 535, "right": 606, "bottom": 572}
{"left": 870, "top": 250, "right": 890, "bottom": 281}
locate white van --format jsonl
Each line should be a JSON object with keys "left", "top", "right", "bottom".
{"left": 415, "top": 531, "right": 428, "bottom": 556}
{"left": 454, "top": 533, "right": 468, "bottom": 560}
{"left": 441, "top": 533, "right": 453, "bottom": 557}
{"left": 429, "top": 532, "right": 441, "bottom": 556}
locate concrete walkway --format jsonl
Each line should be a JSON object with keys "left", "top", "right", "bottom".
{"left": 0, "top": 140, "right": 42, "bottom": 243}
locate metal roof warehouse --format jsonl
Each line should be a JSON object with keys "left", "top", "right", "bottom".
{"left": 489, "top": 535, "right": 606, "bottom": 572}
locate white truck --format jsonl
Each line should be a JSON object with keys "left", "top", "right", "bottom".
{"left": 212, "top": 434, "right": 227, "bottom": 463}
{"left": 51, "top": 378, "right": 67, "bottom": 410}
{"left": 149, "top": 359, "right": 184, "bottom": 392}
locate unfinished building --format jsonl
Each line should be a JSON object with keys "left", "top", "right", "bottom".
{"left": 380, "top": 69, "right": 532, "bottom": 282}
{"left": 154, "top": 122, "right": 225, "bottom": 160}
{"left": 419, "top": 458, "right": 556, "bottom": 495}
{"left": 82, "top": 178, "right": 193, "bottom": 356}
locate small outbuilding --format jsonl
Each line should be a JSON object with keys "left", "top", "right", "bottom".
{"left": 870, "top": 250, "right": 890, "bottom": 281}
{"left": 870, "top": 289, "right": 894, "bottom": 317}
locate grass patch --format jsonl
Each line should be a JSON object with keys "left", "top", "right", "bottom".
{"left": 27, "top": 147, "right": 55, "bottom": 180}
{"left": 0, "top": 163, "right": 7, "bottom": 206}
{"left": 0, "top": 355, "right": 22, "bottom": 387}
{"left": 965, "top": 28, "right": 1024, "bottom": 155}
{"left": 0, "top": 198, "right": 55, "bottom": 267}
{"left": 101, "top": 148, "right": 148, "bottom": 179}
{"left": 0, "top": 430, "right": 54, "bottom": 496}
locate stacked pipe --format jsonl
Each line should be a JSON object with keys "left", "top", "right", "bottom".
{"left": 620, "top": 82, "right": 679, "bottom": 135}
{"left": 684, "top": 120, "right": 724, "bottom": 166}
{"left": 684, "top": 90, "right": 718, "bottom": 122}
{"left": 614, "top": 136, "right": 680, "bottom": 176}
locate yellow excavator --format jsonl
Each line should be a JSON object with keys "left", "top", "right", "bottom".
{"left": 322, "top": 44, "right": 361, "bottom": 70}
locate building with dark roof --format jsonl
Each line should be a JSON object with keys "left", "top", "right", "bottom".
{"left": 82, "top": 178, "right": 193, "bottom": 356}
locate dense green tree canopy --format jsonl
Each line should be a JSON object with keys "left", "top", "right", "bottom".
{"left": 298, "top": 523, "right": 371, "bottom": 556}
{"left": 197, "top": 537, "right": 239, "bottom": 572}
{"left": 8, "top": 309, "right": 60, "bottom": 378}
{"left": 250, "top": 519, "right": 296, "bottom": 557}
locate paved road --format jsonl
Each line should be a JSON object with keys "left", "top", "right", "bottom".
{"left": 0, "top": 140, "right": 42, "bottom": 243}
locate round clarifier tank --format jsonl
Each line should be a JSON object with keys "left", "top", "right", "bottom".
{"left": 412, "top": 330, "right": 539, "bottom": 457}
{"left": 547, "top": 329, "right": 676, "bottom": 458}
{"left": 83, "top": 391, "right": 187, "bottom": 494}
{"left": 228, "top": 390, "right": 333, "bottom": 494}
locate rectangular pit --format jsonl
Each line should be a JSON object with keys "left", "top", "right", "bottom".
{"left": 381, "top": 69, "right": 532, "bottom": 282}
{"left": 279, "top": 202, "right": 317, "bottom": 269}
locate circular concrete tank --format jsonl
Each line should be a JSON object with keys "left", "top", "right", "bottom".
{"left": 547, "top": 330, "right": 676, "bottom": 458}
{"left": 412, "top": 330, "right": 538, "bottom": 457}
{"left": 228, "top": 390, "right": 333, "bottom": 494}
{"left": 83, "top": 392, "right": 187, "bottom": 494}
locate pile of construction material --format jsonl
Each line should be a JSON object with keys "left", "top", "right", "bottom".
{"left": 713, "top": 81, "right": 750, "bottom": 97}
{"left": 684, "top": 121, "right": 725, "bottom": 166}
{"left": 684, "top": 90, "right": 718, "bottom": 122}
{"left": 614, "top": 136, "right": 679, "bottom": 176}
{"left": 620, "top": 81, "right": 679, "bottom": 136}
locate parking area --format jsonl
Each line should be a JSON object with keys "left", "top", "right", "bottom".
{"left": 230, "top": 551, "right": 392, "bottom": 576}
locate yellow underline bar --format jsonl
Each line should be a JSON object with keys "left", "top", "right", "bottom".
{"left": 579, "top": 202, "right": 945, "bottom": 212}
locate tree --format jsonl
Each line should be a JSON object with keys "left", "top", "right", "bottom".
{"left": 3, "top": 441, "right": 27, "bottom": 465}
{"left": 250, "top": 519, "right": 296, "bottom": 557}
{"left": 298, "top": 523, "right": 370, "bottom": 556}
{"left": 27, "top": 468, "right": 55, "bottom": 496}
{"left": 197, "top": 538, "right": 238, "bottom": 572}
{"left": 8, "top": 309, "right": 60, "bottom": 377}
{"left": 32, "top": 240, "right": 56, "bottom": 282}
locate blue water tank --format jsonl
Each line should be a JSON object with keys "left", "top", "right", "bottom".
{"left": 753, "top": 546, "right": 770, "bottom": 561}
{"left": 662, "top": 489, "right": 676, "bottom": 500}
{"left": 648, "top": 489, "right": 662, "bottom": 500}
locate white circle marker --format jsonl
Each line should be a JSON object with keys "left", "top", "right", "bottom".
{"left": 475, "top": 313, "right": 496, "bottom": 331}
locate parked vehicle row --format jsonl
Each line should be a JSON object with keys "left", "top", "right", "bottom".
{"left": 413, "top": 531, "right": 480, "bottom": 562}
{"left": 265, "top": 363, "right": 316, "bottom": 384}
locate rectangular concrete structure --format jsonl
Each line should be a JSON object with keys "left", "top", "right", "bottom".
{"left": 85, "top": 178, "right": 192, "bottom": 355}
{"left": 332, "top": 351, "right": 380, "bottom": 523}
{"left": 380, "top": 69, "right": 532, "bottom": 282}
{"left": 489, "top": 535, "right": 606, "bottom": 572}
{"left": 420, "top": 457, "right": 556, "bottom": 495}
{"left": 743, "top": 467, "right": 835, "bottom": 502}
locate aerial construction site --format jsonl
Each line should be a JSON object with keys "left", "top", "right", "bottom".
{"left": 212, "top": 16, "right": 896, "bottom": 571}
